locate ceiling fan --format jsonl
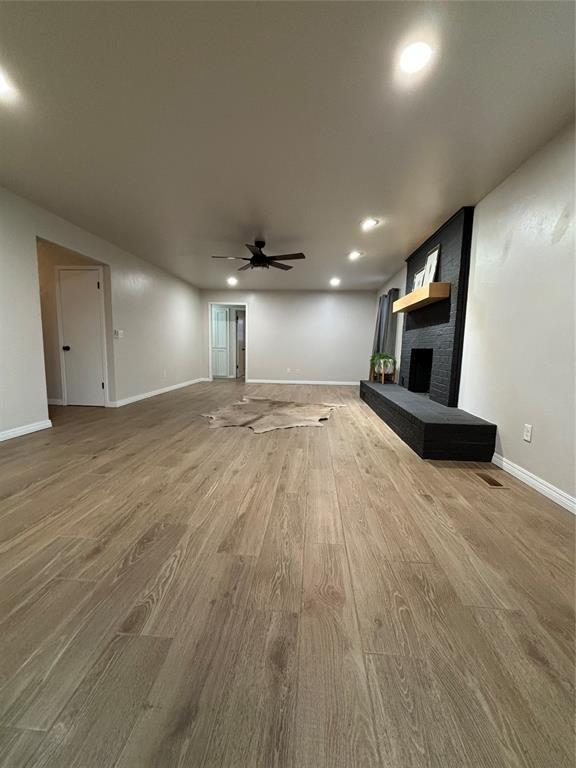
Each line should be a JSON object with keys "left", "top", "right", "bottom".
{"left": 212, "top": 240, "right": 306, "bottom": 271}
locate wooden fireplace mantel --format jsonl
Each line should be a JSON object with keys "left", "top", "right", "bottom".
{"left": 392, "top": 282, "right": 451, "bottom": 313}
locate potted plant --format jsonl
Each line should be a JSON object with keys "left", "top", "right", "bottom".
{"left": 370, "top": 352, "right": 395, "bottom": 381}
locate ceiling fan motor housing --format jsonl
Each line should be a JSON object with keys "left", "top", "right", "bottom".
{"left": 251, "top": 241, "right": 270, "bottom": 268}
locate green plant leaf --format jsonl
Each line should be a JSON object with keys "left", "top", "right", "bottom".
{"left": 371, "top": 352, "right": 395, "bottom": 365}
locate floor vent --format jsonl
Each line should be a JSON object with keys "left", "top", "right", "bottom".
{"left": 477, "top": 472, "right": 505, "bottom": 488}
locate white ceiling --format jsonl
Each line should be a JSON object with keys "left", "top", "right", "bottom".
{"left": 0, "top": 2, "right": 574, "bottom": 290}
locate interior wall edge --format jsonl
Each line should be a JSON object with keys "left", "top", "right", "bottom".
{"left": 492, "top": 453, "right": 576, "bottom": 515}
{"left": 0, "top": 419, "right": 52, "bottom": 443}
{"left": 109, "top": 377, "right": 211, "bottom": 408}
{"left": 246, "top": 379, "right": 359, "bottom": 385}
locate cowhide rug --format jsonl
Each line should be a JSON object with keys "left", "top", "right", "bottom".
{"left": 202, "top": 396, "right": 345, "bottom": 434}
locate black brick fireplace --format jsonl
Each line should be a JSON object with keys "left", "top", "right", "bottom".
{"left": 399, "top": 207, "right": 474, "bottom": 407}
{"left": 360, "top": 206, "right": 496, "bottom": 461}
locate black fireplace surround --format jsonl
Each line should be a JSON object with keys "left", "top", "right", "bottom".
{"left": 360, "top": 206, "right": 496, "bottom": 461}
{"left": 399, "top": 207, "right": 474, "bottom": 407}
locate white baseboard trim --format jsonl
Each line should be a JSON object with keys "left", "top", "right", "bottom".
{"left": 47, "top": 398, "right": 63, "bottom": 406}
{"left": 110, "top": 378, "right": 210, "bottom": 408}
{"left": 492, "top": 453, "right": 576, "bottom": 515}
{"left": 0, "top": 419, "right": 53, "bottom": 442}
{"left": 246, "top": 379, "right": 359, "bottom": 386}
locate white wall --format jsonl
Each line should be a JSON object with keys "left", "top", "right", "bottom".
{"left": 459, "top": 125, "right": 575, "bottom": 501}
{"left": 0, "top": 185, "right": 205, "bottom": 437}
{"left": 377, "top": 266, "right": 407, "bottom": 368}
{"left": 202, "top": 290, "right": 376, "bottom": 383}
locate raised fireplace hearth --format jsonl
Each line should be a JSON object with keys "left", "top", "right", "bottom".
{"left": 360, "top": 381, "right": 496, "bottom": 461}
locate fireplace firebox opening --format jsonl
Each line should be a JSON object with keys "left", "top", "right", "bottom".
{"left": 408, "top": 348, "right": 433, "bottom": 394}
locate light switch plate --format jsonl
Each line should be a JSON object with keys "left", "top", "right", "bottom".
{"left": 523, "top": 424, "right": 533, "bottom": 442}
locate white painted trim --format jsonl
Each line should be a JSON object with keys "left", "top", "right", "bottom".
{"left": 208, "top": 302, "right": 248, "bottom": 381}
{"left": 246, "top": 379, "right": 358, "bottom": 386}
{"left": 0, "top": 420, "right": 52, "bottom": 442}
{"left": 47, "top": 398, "right": 64, "bottom": 406}
{"left": 492, "top": 453, "right": 576, "bottom": 515}
{"left": 110, "top": 378, "right": 210, "bottom": 407}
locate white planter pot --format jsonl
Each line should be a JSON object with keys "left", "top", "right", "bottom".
{"left": 383, "top": 360, "right": 394, "bottom": 374}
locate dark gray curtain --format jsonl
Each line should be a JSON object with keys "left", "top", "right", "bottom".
{"left": 372, "top": 289, "right": 399, "bottom": 356}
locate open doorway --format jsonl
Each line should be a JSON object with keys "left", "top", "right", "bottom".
{"left": 37, "top": 238, "right": 113, "bottom": 407}
{"left": 209, "top": 303, "right": 247, "bottom": 381}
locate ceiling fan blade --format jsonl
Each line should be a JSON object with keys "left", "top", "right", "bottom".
{"left": 238, "top": 263, "right": 252, "bottom": 271}
{"left": 212, "top": 256, "right": 249, "bottom": 260}
{"left": 244, "top": 243, "right": 262, "bottom": 257}
{"left": 269, "top": 253, "right": 305, "bottom": 261}
{"left": 269, "top": 261, "right": 292, "bottom": 270}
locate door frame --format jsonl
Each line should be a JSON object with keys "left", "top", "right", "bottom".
{"left": 55, "top": 265, "right": 110, "bottom": 406}
{"left": 236, "top": 309, "right": 246, "bottom": 379}
{"left": 208, "top": 302, "right": 248, "bottom": 381}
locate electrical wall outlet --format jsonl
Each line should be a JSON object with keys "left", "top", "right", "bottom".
{"left": 523, "top": 424, "right": 533, "bottom": 442}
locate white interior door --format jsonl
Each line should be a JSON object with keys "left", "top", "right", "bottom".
{"left": 211, "top": 305, "right": 230, "bottom": 377}
{"left": 58, "top": 269, "right": 106, "bottom": 406}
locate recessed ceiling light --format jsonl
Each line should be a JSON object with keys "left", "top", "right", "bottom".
{"left": 348, "top": 250, "right": 363, "bottom": 261}
{"left": 399, "top": 42, "right": 433, "bottom": 74}
{"left": 361, "top": 217, "right": 380, "bottom": 232}
{"left": 227, "top": 276, "right": 238, "bottom": 286}
{"left": 0, "top": 69, "right": 19, "bottom": 103}
{"left": 330, "top": 277, "right": 341, "bottom": 287}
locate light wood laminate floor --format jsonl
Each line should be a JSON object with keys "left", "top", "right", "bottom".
{"left": 0, "top": 381, "right": 573, "bottom": 767}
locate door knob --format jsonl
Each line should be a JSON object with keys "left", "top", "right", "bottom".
{"left": 62, "top": 345, "right": 71, "bottom": 351}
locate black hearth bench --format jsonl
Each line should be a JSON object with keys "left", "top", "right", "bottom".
{"left": 360, "top": 381, "right": 496, "bottom": 461}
